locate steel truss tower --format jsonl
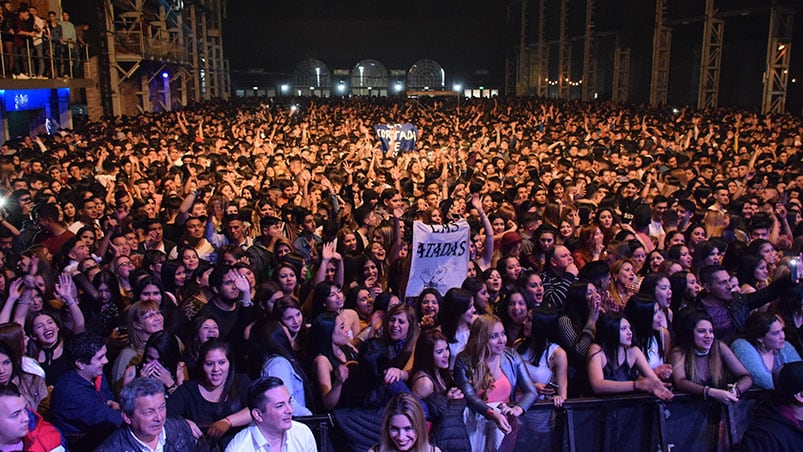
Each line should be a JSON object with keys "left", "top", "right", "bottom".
{"left": 535, "top": 0, "right": 549, "bottom": 97}
{"left": 97, "top": 0, "right": 229, "bottom": 117}
{"left": 612, "top": 47, "right": 630, "bottom": 103}
{"left": 558, "top": 0, "right": 571, "bottom": 99}
{"left": 761, "top": 3, "right": 793, "bottom": 114}
{"left": 697, "top": 0, "right": 723, "bottom": 109}
{"left": 581, "top": 0, "right": 596, "bottom": 101}
{"left": 649, "top": 0, "right": 671, "bottom": 106}
{"left": 517, "top": 0, "right": 530, "bottom": 95}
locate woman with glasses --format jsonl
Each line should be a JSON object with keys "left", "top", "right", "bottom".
{"left": 110, "top": 300, "right": 164, "bottom": 390}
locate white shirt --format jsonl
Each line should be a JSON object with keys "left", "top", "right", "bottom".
{"left": 225, "top": 422, "right": 317, "bottom": 452}
{"left": 131, "top": 427, "right": 166, "bottom": 452}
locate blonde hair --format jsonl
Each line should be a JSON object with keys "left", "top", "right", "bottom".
{"left": 461, "top": 314, "right": 502, "bottom": 399}
{"left": 377, "top": 393, "right": 431, "bottom": 452}
{"left": 703, "top": 209, "right": 728, "bottom": 238}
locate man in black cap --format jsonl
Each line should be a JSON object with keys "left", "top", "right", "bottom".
{"left": 734, "top": 362, "right": 803, "bottom": 450}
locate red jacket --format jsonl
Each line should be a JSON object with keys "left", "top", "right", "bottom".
{"left": 24, "top": 409, "right": 66, "bottom": 452}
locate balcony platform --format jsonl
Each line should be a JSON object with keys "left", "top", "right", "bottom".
{"left": 0, "top": 76, "right": 94, "bottom": 90}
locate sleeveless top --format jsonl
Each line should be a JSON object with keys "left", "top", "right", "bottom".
{"left": 603, "top": 354, "right": 640, "bottom": 382}
{"left": 645, "top": 336, "right": 664, "bottom": 370}
{"left": 522, "top": 343, "right": 559, "bottom": 385}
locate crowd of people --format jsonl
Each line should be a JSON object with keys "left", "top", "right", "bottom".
{"left": 0, "top": 94, "right": 802, "bottom": 451}
{"left": 0, "top": 2, "right": 88, "bottom": 79}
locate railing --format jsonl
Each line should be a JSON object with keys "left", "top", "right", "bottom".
{"left": 112, "top": 23, "right": 188, "bottom": 63}
{"left": 309, "top": 390, "right": 766, "bottom": 452}
{"left": 0, "top": 31, "right": 89, "bottom": 80}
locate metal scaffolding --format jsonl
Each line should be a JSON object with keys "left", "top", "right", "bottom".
{"left": 96, "top": 0, "right": 229, "bottom": 116}
{"left": 581, "top": 0, "right": 596, "bottom": 101}
{"left": 558, "top": 0, "right": 571, "bottom": 99}
{"left": 649, "top": 0, "right": 671, "bottom": 106}
{"left": 535, "top": 0, "right": 549, "bottom": 97}
{"left": 516, "top": 0, "right": 530, "bottom": 95}
{"left": 612, "top": 47, "right": 630, "bottom": 103}
{"left": 761, "top": 4, "right": 793, "bottom": 114}
{"left": 697, "top": 0, "right": 723, "bottom": 109}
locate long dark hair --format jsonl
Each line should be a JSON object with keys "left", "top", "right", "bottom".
{"left": 196, "top": 339, "right": 243, "bottom": 416}
{"left": 91, "top": 270, "right": 123, "bottom": 309}
{"left": 0, "top": 341, "right": 23, "bottom": 383}
{"left": 185, "top": 315, "right": 218, "bottom": 362}
{"left": 564, "top": 280, "right": 593, "bottom": 330}
{"left": 461, "top": 277, "right": 489, "bottom": 314}
{"left": 640, "top": 273, "right": 668, "bottom": 300}
{"left": 673, "top": 310, "right": 725, "bottom": 387}
{"left": 142, "top": 330, "right": 181, "bottom": 377}
{"left": 272, "top": 298, "right": 308, "bottom": 352}
{"left": 595, "top": 312, "right": 628, "bottom": 367}
{"left": 624, "top": 293, "right": 661, "bottom": 357}
{"left": 669, "top": 271, "right": 694, "bottom": 312}
{"left": 520, "top": 306, "right": 560, "bottom": 364}
{"left": 311, "top": 280, "right": 340, "bottom": 320}
{"left": 160, "top": 260, "right": 185, "bottom": 295}
{"left": 440, "top": 288, "right": 473, "bottom": 343}
{"left": 411, "top": 329, "right": 453, "bottom": 394}
{"left": 736, "top": 254, "right": 764, "bottom": 289}
{"left": 249, "top": 319, "right": 315, "bottom": 411}
{"left": 415, "top": 288, "right": 442, "bottom": 324}
{"left": 309, "top": 312, "right": 341, "bottom": 368}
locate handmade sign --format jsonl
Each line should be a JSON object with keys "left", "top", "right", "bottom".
{"left": 406, "top": 219, "right": 470, "bottom": 298}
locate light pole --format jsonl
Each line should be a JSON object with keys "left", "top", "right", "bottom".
{"left": 453, "top": 83, "right": 462, "bottom": 114}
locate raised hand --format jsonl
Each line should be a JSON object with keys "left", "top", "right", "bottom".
{"left": 54, "top": 272, "right": 78, "bottom": 304}
{"left": 227, "top": 269, "right": 251, "bottom": 293}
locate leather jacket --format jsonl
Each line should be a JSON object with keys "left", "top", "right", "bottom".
{"left": 453, "top": 347, "right": 537, "bottom": 416}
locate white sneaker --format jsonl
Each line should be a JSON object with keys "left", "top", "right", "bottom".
{"left": 16, "top": 73, "right": 30, "bottom": 79}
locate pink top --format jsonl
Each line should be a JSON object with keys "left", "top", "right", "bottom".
{"left": 485, "top": 372, "right": 512, "bottom": 403}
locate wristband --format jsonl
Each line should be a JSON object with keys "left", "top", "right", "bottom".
{"left": 222, "top": 417, "right": 232, "bottom": 427}
{"left": 703, "top": 385, "right": 710, "bottom": 400}
{"left": 632, "top": 380, "right": 636, "bottom": 392}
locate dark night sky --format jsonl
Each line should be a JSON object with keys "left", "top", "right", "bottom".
{"left": 224, "top": 0, "right": 512, "bottom": 85}
{"left": 224, "top": 0, "right": 803, "bottom": 112}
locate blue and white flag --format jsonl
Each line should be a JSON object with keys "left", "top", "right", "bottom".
{"left": 406, "top": 219, "right": 470, "bottom": 299}
{"left": 374, "top": 124, "right": 418, "bottom": 155}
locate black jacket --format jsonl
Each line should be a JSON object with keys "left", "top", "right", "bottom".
{"left": 94, "top": 418, "right": 198, "bottom": 452}
{"left": 734, "top": 399, "right": 803, "bottom": 452}
{"left": 685, "top": 277, "right": 796, "bottom": 343}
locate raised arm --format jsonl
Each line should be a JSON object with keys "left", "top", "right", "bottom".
{"left": 470, "top": 194, "right": 494, "bottom": 270}
{"left": 55, "top": 272, "right": 85, "bottom": 334}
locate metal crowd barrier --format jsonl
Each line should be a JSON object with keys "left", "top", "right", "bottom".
{"left": 299, "top": 390, "right": 766, "bottom": 452}
{"left": 0, "top": 30, "right": 88, "bottom": 79}
{"left": 295, "top": 413, "right": 336, "bottom": 452}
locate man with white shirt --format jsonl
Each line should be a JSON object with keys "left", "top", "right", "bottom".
{"left": 226, "top": 377, "right": 316, "bottom": 452}
{"left": 95, "top": 377, "right": 197, "bottom": 452}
